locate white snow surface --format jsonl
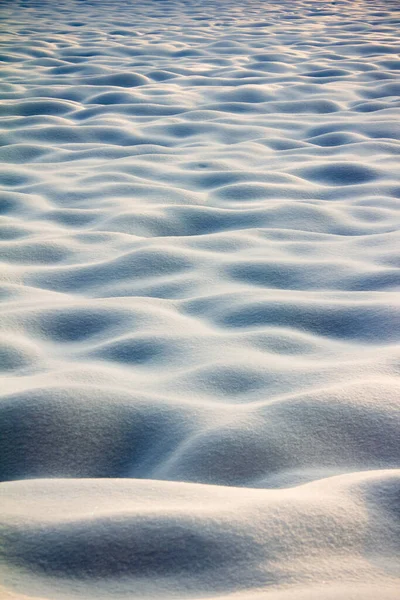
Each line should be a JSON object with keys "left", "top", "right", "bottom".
{"left": 0, "top": 0, "right": 400, "bottom": 598}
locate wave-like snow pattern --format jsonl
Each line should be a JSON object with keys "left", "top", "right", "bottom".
{"left": 0, "top": 0, "right": 399, "bottom": 598}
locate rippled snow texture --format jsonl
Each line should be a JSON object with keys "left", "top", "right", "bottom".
{"left": 0, "top": 0, "right": 400, "bottom": 598}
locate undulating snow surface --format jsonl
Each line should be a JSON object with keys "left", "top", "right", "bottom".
{"left": 0, "top": 0, "right": 399, "bottom": 598}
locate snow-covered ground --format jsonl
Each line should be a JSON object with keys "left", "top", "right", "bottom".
{"left": 1, "top": 0, "right": 399, "bottom": 598}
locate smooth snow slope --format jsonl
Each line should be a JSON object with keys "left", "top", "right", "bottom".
{"left": 0, "top": 0, "right": 400, "bottom": 598}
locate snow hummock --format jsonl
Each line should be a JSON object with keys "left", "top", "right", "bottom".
{"left": 0, "top": 0, "right": 399, "bottom": 598}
